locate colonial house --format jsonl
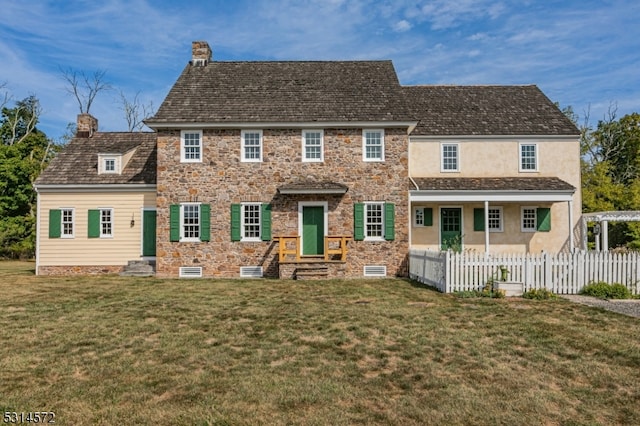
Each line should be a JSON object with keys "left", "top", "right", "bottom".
{"left": 34, "top": 41, "right": 580, "bottom": 278}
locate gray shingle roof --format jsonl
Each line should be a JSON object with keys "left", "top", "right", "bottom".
{"left": 35, "top": 132, "right": 156, "bottom": 186}
{"left": 148, "top": 61, "right": 413, "bottom": 124}
{"left": 412, "top": 177, "right": 575, "bottom": 192}
{"left": 403, "top": 85, "right": 579, "bottom": 136}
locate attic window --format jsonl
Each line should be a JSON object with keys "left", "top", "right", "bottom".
{"left": 98, "top": 154, "right": 122, "bottom": 174}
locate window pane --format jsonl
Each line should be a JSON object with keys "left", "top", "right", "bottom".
{"left": 243, "top": 204, "right": 261, "bottom": 238}
{"left": 244, "top": 132, "right": 261, "bottom": 160}
{"left": 62, "top": 209, "right": 73, "bottom": 236}
{"left": 522, "top": 208, "right": 536, "bottom": 231}
{"left": 488, "top": 208, "right": 501, "bottom": 231}
{"left": 304, "top": 131, "right": 322, "bottom": 160}
{"left": 415, "top": 208, "right": 424, "bottom": 226}
{"left": 183, "top": 204, "right": 200, "bottom": 239}
{"left": 101, "top": 209, "right": 112, "bottom": 236}
{"left": 364, "top": 131, "right": 382, "bottom": 160}
{"left": 366, "top": 203, "right": 383, "bottom": 237}
{"left": 183, "top": 132, "right": 201, "bottom": 160}
{"left": 442, "top": 145, "right": 458, "bottom": 170}
{"left": 521, "top": 145, "right": 536, "bottom": 170}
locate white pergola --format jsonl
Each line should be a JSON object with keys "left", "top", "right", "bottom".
{"left": 581, "top": 211, "right": 640, "bottom": 251}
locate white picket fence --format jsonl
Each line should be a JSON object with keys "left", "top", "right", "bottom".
{"left": 409, "top": 249, "right": 640, "bottom": 295}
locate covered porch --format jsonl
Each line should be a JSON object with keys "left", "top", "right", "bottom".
{"left": 409, "top": 177, "right": 578, "bottom": 253}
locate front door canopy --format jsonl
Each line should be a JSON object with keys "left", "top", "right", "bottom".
{"left": 278, "top": 181, "right": 348, "bottom": 195}
{"left": 410, "top": 177, "right": 575, "bottom": 202}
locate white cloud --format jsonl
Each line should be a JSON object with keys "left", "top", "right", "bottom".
{"left": 394, "top": 20, "right": 413, "bottom": 32}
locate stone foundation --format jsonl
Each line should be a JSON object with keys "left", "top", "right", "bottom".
{"left": 38, "top": 265, "right": 124, "bottom": 276}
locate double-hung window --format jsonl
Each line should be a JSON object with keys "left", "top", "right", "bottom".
{"left": 302, "top": 130, "right": 323, "bottom": 162}
{"left": 104, "top": 159, "right": 116, "bottom": 172}
{"left": 88, "top": 208, "right": 113, "bottom": 238}
{"left": 169, "top": 203, "right": 211, "bottom": 242}
{"left": 441, "top": 143, "right": 459, "bottom": 172}
{"left": 354, "top": 202, "right": 395, "bottom": 241}
{"left": 230, "top": 203, "right": 272, "bottom": 241}
{"left": 242, "top": 130, "right": 263, "bottom": 162}
{"left": 181, "top": 130, "right": 202, "bottom": 162}
{"left": 363, "top": 130, "right": 384, "bottom": 162}
{"left": 520, "top": 143, "right": 537, "bottom": 171}
{"left": 242, "top": 203, "right": 261, "bottom": 241}
{"left": 488, "top": 207, "right": 503, "bottom": 232}
{"left": 521, "top": 207, "right": 537, "bottom": 232}
{"left": 48, "top": 208, "right": 74, "bottom": 238}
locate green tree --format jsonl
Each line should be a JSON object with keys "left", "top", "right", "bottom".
{"left": 0, "top": 95, "right": 58, "bottom": 258}
{"left": 578, "top": 109, "right": 640, "bottom": 249}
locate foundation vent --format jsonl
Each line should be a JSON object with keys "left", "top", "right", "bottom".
{"left": 240, "top": 266, "right": 263, "bottom": 278}
{"left": 363, "top": 265, "right": 387, "bottom": 277}
{"left": 179, "top": 266, "right": 203, "bottom": 278}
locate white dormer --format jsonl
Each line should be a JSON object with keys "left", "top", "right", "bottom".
{"left": 98, "top": 148, "right": 137, "bottom": 175}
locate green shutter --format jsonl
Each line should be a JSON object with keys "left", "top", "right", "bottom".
{"left": 261, "top": 203, "right": 272, "bottom": 241}
{"left": 169, "top": 205, "right": 180, "bottom": 242}
{"left": 354, "top": 203, "right": 364, "bottom": 241}
{"left": 537, "top": 207, "right": 551, "bottom": 232}
{"left": 384, "top": 203, "right": 395, "bottom": 241}
{"left": 474, "top": 208, "right": 485, "bottom": 232}
{"left": 231, "top": 204, "right": 241, "bottom": 241}
{"left": 49, "top": 209, "right": 61, "bottom": 238}
{"left": 200, "top": 204, "right": 211, "bottom": 242}
{"left": 424, "top": 208, "right": 433, "bottom": 226}
{"left": 88, "top": 209, "right": 100, "bottom": 238}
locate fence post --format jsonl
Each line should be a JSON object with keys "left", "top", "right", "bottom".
{"left": 444, "top": 250, "right": 451, "bottom": 293}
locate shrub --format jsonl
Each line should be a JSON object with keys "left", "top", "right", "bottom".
{"left": 522, "top": 288, "right": 559, "bottom": 300}
{"left": 581, "top": 281, "right": 631, "bottom": 299}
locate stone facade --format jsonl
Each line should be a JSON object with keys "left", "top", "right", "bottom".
{"left": 155, "top": 128, "right": 409, "bottom": 278}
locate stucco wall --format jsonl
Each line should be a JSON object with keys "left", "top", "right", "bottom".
{"left": 155, "top": 128, "right": 410, "bottom": 278}
{"left": 409, "top": 137, "right": 582, "bottom": 253}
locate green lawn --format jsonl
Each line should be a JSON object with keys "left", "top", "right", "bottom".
{"left": 1, "top": 261, "right": 639, "bottom": 425}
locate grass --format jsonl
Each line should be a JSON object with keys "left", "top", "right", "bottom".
{"left": 1, "top": 261, "right": 640, "bottom": 425}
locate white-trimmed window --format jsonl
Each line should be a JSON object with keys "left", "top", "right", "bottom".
{"left": 521, "top": 207, "right": 537, "bottom": 232}
{"left": 182, "top": 203, "right": 201, "bottom": 240}
{"left": 242, "top": 203, "right": 261, "bottom": 241}
{"left": 441, "top": 143, "right": 459, "bottom": 172}
{"left": 520, "top": 143, "right": 537, "bottom": 171}
{"left": 365, "top": 202, "right": 384, "bottom": 240}
{"left": 100, "top": 208, "right": 113, "bottom": 237}
{"left": 62, "top": 208, "right": 74, "bottom": 238}
{"left": 181, "top": 130, "right": 202, "bottom": 163}
{"left": 488, "top": 207, "right": 503, "bottom": 232}
{"left": 363, "top": 129, "right": 384, "bottom": 162}
{"left": 104, "top": 158, "right": 116, "bottom": 173}
{"left": 242, "top": 130, "right": 263, "bottom": 162}
{"left": 302, "top": 130, "right": 324, "bottom": 162}
{"left": 415, "top": 208, "right": 425, "bottom": 226}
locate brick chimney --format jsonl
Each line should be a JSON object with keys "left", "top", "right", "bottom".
{"left": 77, "top": 113, "right": 98, "bottom": 137}
{"left": 191, "top": 41, "right": 212, "bottom": 66}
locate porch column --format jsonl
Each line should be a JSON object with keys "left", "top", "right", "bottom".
{"left": 484, "top": 200, "right": 490, "bottom": 253}
{"left": 568, "top": 200, "right": 574, "bottom": 252}
{"left": 602, "top": 220, "right": 609, "bottom": 252}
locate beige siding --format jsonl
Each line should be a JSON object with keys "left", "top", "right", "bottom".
{"left": 38, "top": 191, "right": 156, "bottom": 267}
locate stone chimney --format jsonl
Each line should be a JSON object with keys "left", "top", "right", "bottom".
{"left": 191, "top": 41, "right": 212, "bottom": 66}
{"left": 77, "top": 113, "right": 98, "bottom": 137}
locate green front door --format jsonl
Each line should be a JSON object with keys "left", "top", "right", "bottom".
{"left": 441, "top": 208, "right": 462, "bottom": 250}
{"left": 142, "top": 210, "right": 157, "bottom": 257}
{"left": 302, "top": 206, "right": 324, "bottom": 256}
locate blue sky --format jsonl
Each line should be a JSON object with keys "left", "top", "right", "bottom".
{"left": 1, "top": 0, "right": 638, "bottom": 141}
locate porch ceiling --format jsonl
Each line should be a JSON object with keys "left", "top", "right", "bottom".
{"left": 410, "top": 177, "right": 575, "bottom": 202}
{"left": 278, "top": 181, "right": 349, "bottom": 195}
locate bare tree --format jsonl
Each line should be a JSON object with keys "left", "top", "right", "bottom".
{"left": 117, "top": 90, "right": 155, "bottom": 132}
{"left": 60, "top": 68, "right": 111, "bottom": 114}
{"left": 1, "top": 81, "right": 11, "bottom": 111}
{"left": 4, "top": 95, "right": 42, "bottom": 146}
